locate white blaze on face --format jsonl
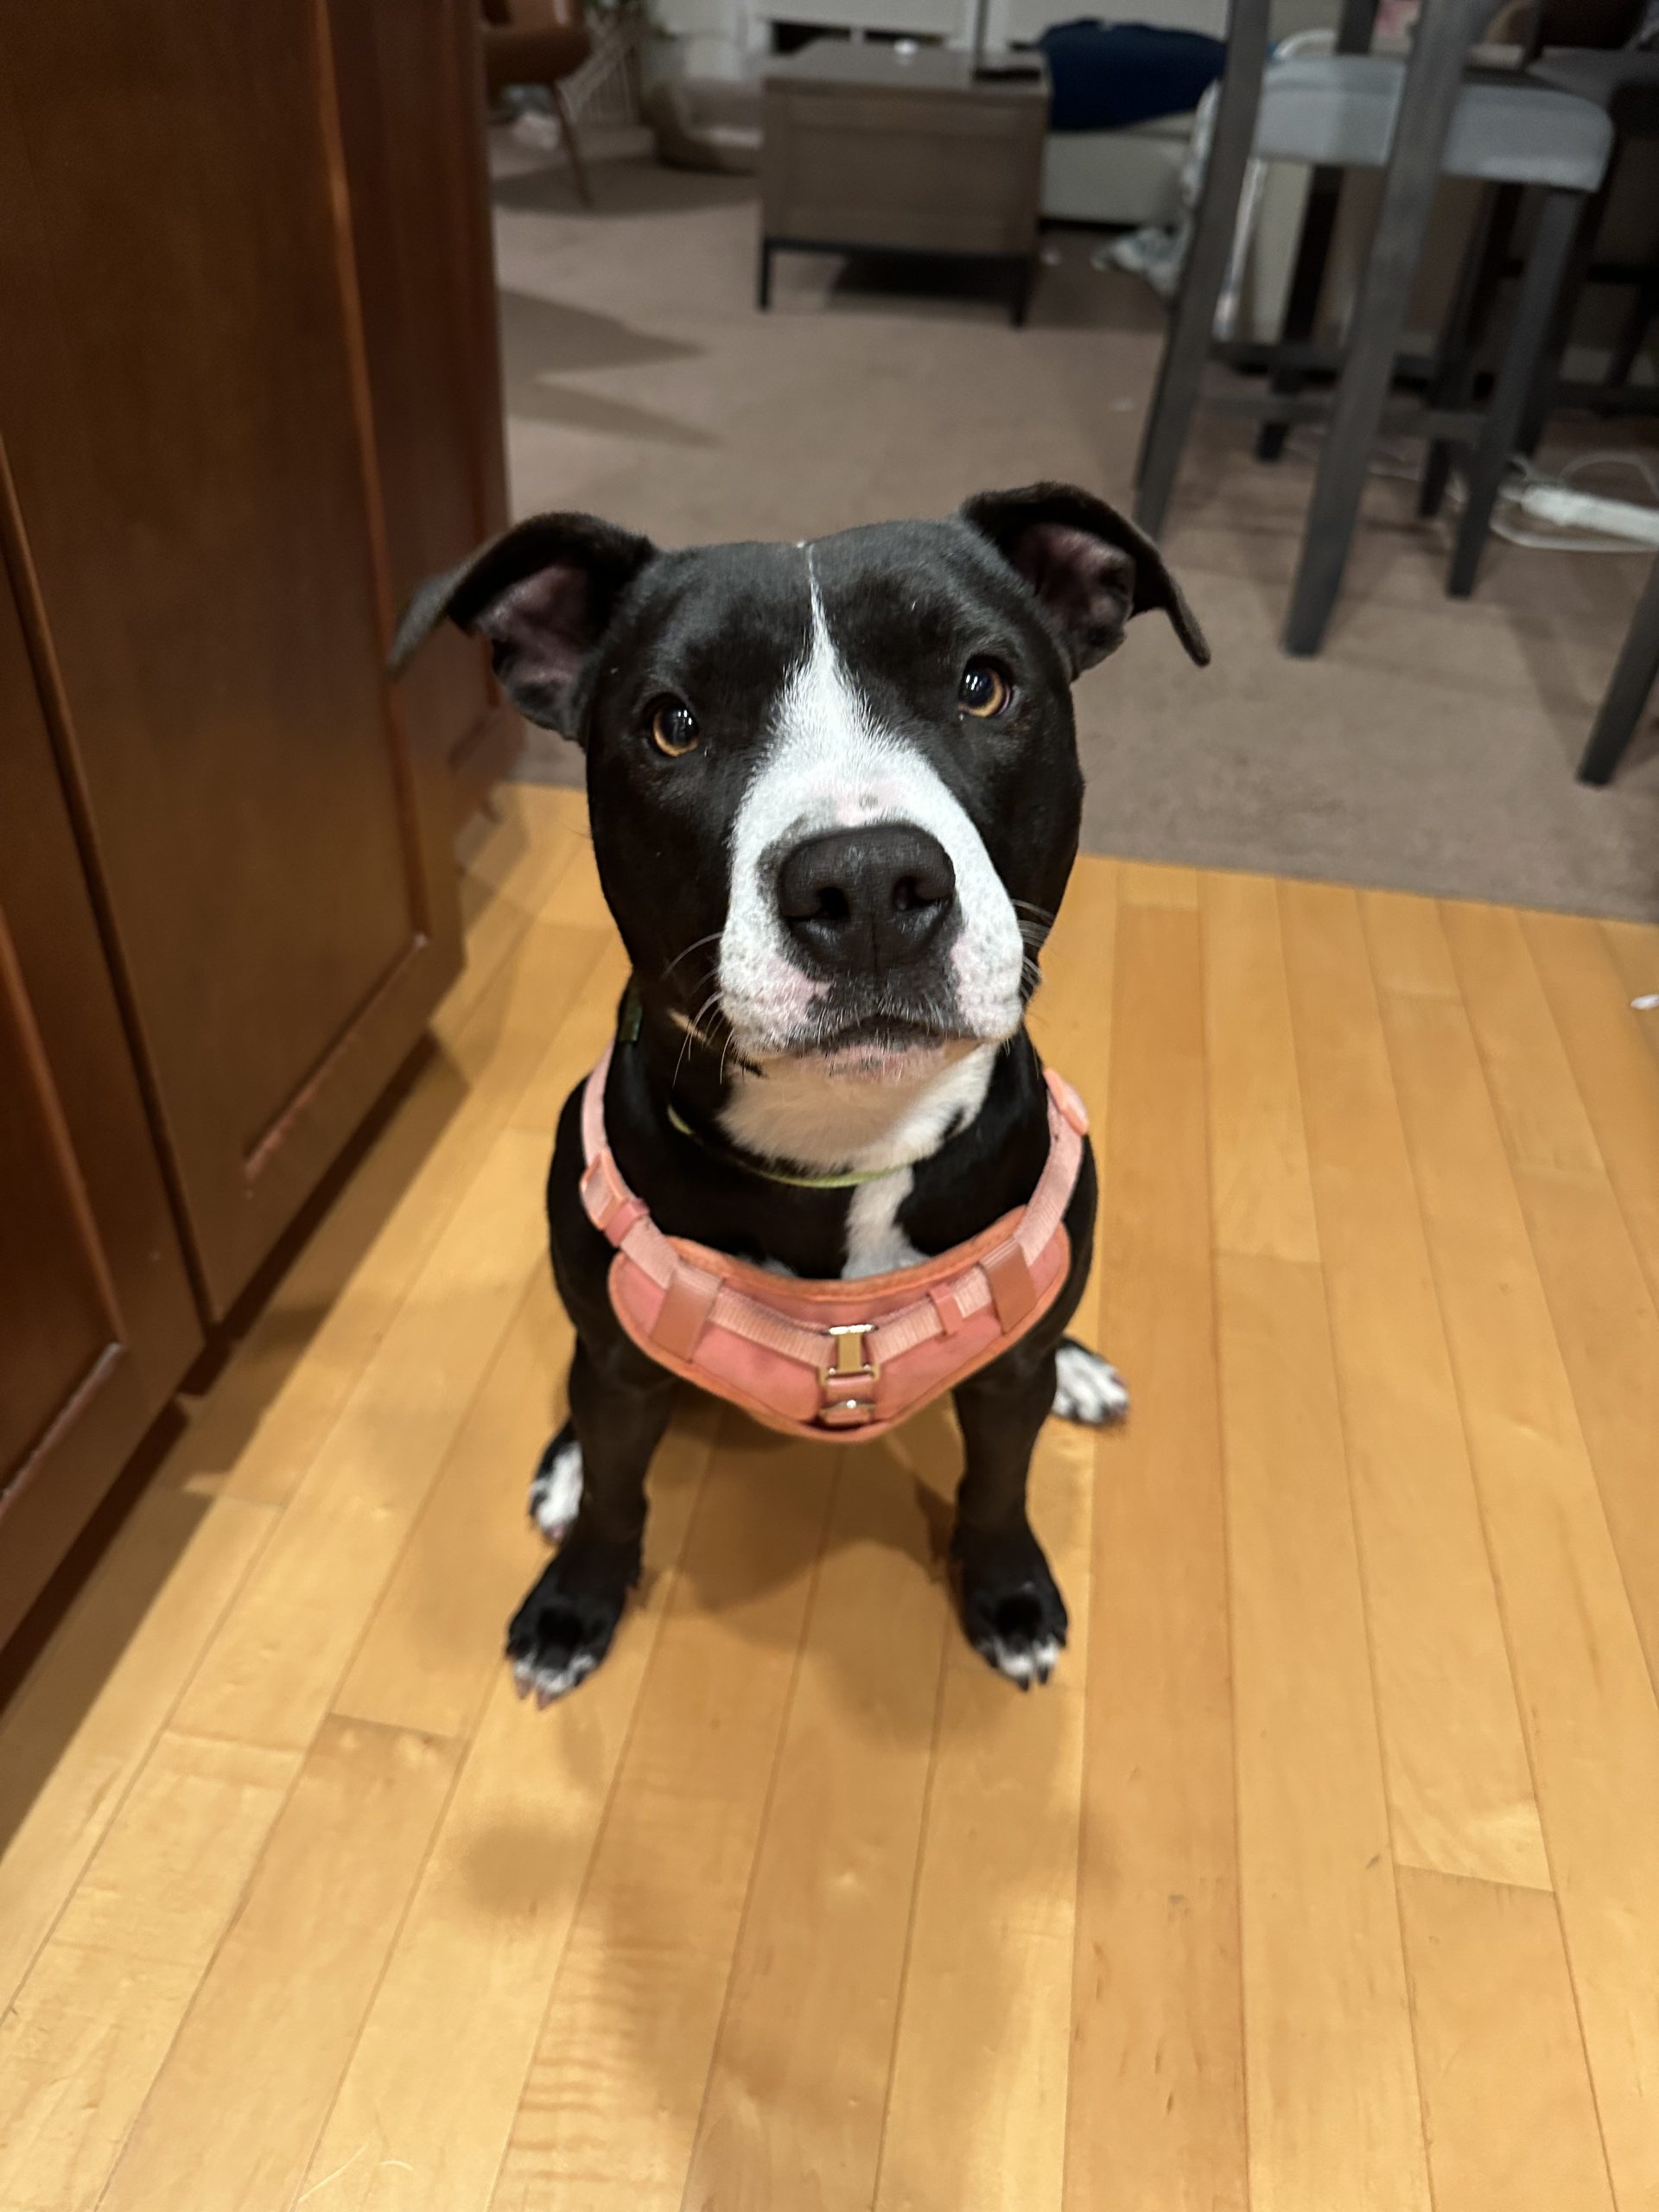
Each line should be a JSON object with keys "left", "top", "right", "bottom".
{"left": 715, "top": 554, "right": 1025, "bottom": 1059}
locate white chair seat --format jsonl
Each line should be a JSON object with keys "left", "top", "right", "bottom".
{"left": 1257, "top": 54, "right": 1613, "bottom": 193}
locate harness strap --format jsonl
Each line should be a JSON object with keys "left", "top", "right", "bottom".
{"left": 579, "top": 1046, "right": 1086, "bottom": 1387}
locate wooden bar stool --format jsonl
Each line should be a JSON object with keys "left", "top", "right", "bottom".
{"left": 1133, "top": 0, "right": 1614, "bottom": 653}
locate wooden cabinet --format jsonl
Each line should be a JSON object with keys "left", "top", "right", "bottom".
{"left": 0, "top": 552, "right": 201, "bottom": 1650}
{"left": 0, "top": 0, "right": 509, "bottom": 1644}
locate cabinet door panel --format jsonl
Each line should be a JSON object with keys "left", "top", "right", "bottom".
{"left": 327, "top": 0, "right": 514, "bottom": 810}
{"left": 0, "top": 532, "right": 200, "bottom": 1649}
{"left": 0, "top": 1, "right": 462, "bottom": 1313}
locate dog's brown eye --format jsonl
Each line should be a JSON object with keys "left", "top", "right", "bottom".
{"left": 648, "top": 697, "right": 700, "bottom": 758}
{"left": 958, "top": 658, "right": 1012, "bottom": 719}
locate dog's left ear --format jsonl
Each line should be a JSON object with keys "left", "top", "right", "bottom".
{"left": 389, "top": 512, "right": 658, "bottom": 738}
{"left": 960, "top": 482, "right": 1209, "bottom": 674}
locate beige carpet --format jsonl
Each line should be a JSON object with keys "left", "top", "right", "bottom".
{"left": 490, "top": 138, "right": 1659, "bottom": 921}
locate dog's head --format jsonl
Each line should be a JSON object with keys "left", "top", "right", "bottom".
{"left": 395, "top": 485, "right": 1206, "bottom": 1080}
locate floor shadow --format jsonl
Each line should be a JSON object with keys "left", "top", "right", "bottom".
{"left": 818, "top": 250, "right": 1025, "bottom": 325}
{"left": 497, "top": 287, "right": 714, "bottom": 445}
{"left": 515, "top": 377, "right": 719, "bottom": 448}
{"left": 498, "top": 286, "right": 699, "bottom": 380}
{"left": 493, "top": 156, "right": 758, "bottom": 220}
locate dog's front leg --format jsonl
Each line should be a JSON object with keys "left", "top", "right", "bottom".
{"left": 951, "top": 1342, "right": 1070, "bottom": 1689}
{"left": 507, "top": 1334, "right": 676, "bottom": 1706}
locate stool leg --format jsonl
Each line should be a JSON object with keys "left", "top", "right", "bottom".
{"left": 1516, "top": 181, "right": 1605, "bottom": 457}
{"left": 1419, "top": 184, "right": 1519, "bottom": 520}
{"left": 1134, "top": 3, "right": 1272, "bottom": 540}
{"left": 1260, "top": 0, "right": 1380, "bottom": 461}
{"left": 1284, "top": 0, "right": 1490, "bottom": 658}
{"left": 1448, "top": 189, "right": 1582, "bottom": 600}
{"left": 1605, "top": 268, "right": 1659, "bottom": 394}
{"left": 1578, "top": 550, "right": 1659, "bottom": 786}
{"left": 1257, "top": 168, "right": 1344, "bottom": 463}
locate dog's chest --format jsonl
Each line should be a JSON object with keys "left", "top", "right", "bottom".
{"left": 717, "top": 1047, "right": 996, "bottom": 1280}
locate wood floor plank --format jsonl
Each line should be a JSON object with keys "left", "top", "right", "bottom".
{"left": 677, "top": 1439, "right": 950, "bottom": 2212}
{"left": 296, "top": 1404, "right": 721, "bottom": 2212}
{"left": 1440, "top": 904, "right": 1604, "bottom": 1179}
{"left": 1218, "top": 1251, "right": 1433, "bottom": 2212}
{"left": 1281, "top": 882, "right": 1548, "bottom": 1890}
{"left": 439, "top": 785, "right": 588, "bottom": 1040}
{"left": 1525, "top": 909, "right": 1659, "bottom": 1311}
{"left": 0, "top": 1491, "right": 274, "bottom": 2012}
{"left": 1361, "top": 891, "right": 1462, "bottom": 1001}
{"left": 98, "top": 1718, "right": 458, "bottom": 2212}
{"left": 208, "top": 919, "right": 604, "bottom": 1512}
{"left": 874, "top": 1662, "right": 1084, "bottom": 2212}
{"left": 333, "top": 1267, "right": 569, "bottom": 1742}
{"left": 492, "top": 1429, "right": 838, "bottom": 2212}
{"left": 1516, "top": 1164, "right": 1659, "bottom": 1706}
{"left": 1065, "top": 897, "right": 1247, "bottom": 2212}
{"left": 1599, "top": 918, "right": 1659, "bottom": 1005}
{"left": 509, "top": 932, "right": 632, "bottom": 1135}
{"left": 173, "top": 1127, "right": 550, "bottom": 1752}
{"left": 0, "top": 1731, "right": 298, "bottom": 2212}
{"left": 1397, "top": 1869, "right": 1613, "bottom": 2212}
{"left": 1449, "top": 902, "right": 1659, "bottom": 1705}
{"left": 1119, "top": 859, "right": 1198, "bottom": 909}
{"left": 1376, "top": 958, "right": 1659, "bottom": 2212}
{"left": 1599, "top": 918, "right": 1659, "bottom": 1079}
{"left": 537, "top": 813, "right": 607, "bottom": 929}
{"left": 1202, "top": 870, "right": 1322, "bottom": 1262}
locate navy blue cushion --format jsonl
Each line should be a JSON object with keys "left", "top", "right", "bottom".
{"left": 1035, "top": 19, "right": 1226, "bottom": 132}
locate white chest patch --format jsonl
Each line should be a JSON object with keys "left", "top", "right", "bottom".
{"left": 842, "top": 1173, "right": 924, "bottom": 1278}
{"left": 720, "top": 1044, "right": 996, "bottom": 1280}
{"left": 720, "top": 1042, "right": 995, "bottom": 1173}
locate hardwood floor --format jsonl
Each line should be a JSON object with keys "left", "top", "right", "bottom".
{"left": 3, "top": 781, "right": 1657, "bottom": 2212}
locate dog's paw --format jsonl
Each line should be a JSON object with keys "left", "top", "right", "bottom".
{"left": 528, "top": 1422, "right": 584, "bottom": 1543}
{"left": 953, "top": 1523, "right": 1069, "bottom": 1692}
{"left": 1052, "top": 1338, "right": 1129, "bottom": 1427}
{"left": 505, "top": 1533, "right": 637, "bottom": 1708}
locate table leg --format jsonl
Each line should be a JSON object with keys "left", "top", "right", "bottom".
{"left": 1284, "top": 0, "right": 1491, "bottom": 656}
{"left": 757, "top": 239, "right": 773, "bottom": 311}
{"left": 1010, "top": 253, "right": 1036, "bottom": 327}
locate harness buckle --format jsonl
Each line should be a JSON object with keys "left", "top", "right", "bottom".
{"left": 817, "top": 1323, "right": 880, "bottom": 1427}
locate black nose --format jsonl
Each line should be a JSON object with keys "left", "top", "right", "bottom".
{"left": 776, "top": 823, "right": 957, "bottom": 975}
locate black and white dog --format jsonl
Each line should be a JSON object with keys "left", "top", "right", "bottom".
{"left": 393, "top": 483, "right": 1206, "bottom": 1700}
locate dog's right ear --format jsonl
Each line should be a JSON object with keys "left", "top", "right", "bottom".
{"left": 390, "top": 512, "right": 658, "bottom": 739}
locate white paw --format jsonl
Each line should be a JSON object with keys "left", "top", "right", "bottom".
{"left": 1052, "top": 1340, "right": 1129, "bottom": 1427}
{"left": 986, "top": 1631, "right": 1063, "bottom": 1689}
{"left": 512, "top": 1649, "right": 597, "bottom": 1706}
{"left": 528, "top": 1433, "right": 584, "bottom": 1542}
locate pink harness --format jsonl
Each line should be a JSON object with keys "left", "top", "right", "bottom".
{"left": 578, "top": 1047, "right": 1089, "bottom": 1441}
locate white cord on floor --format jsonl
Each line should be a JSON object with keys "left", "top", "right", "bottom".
{"left": 1283, "top": 429, "right": 1659, "bottom": 554}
